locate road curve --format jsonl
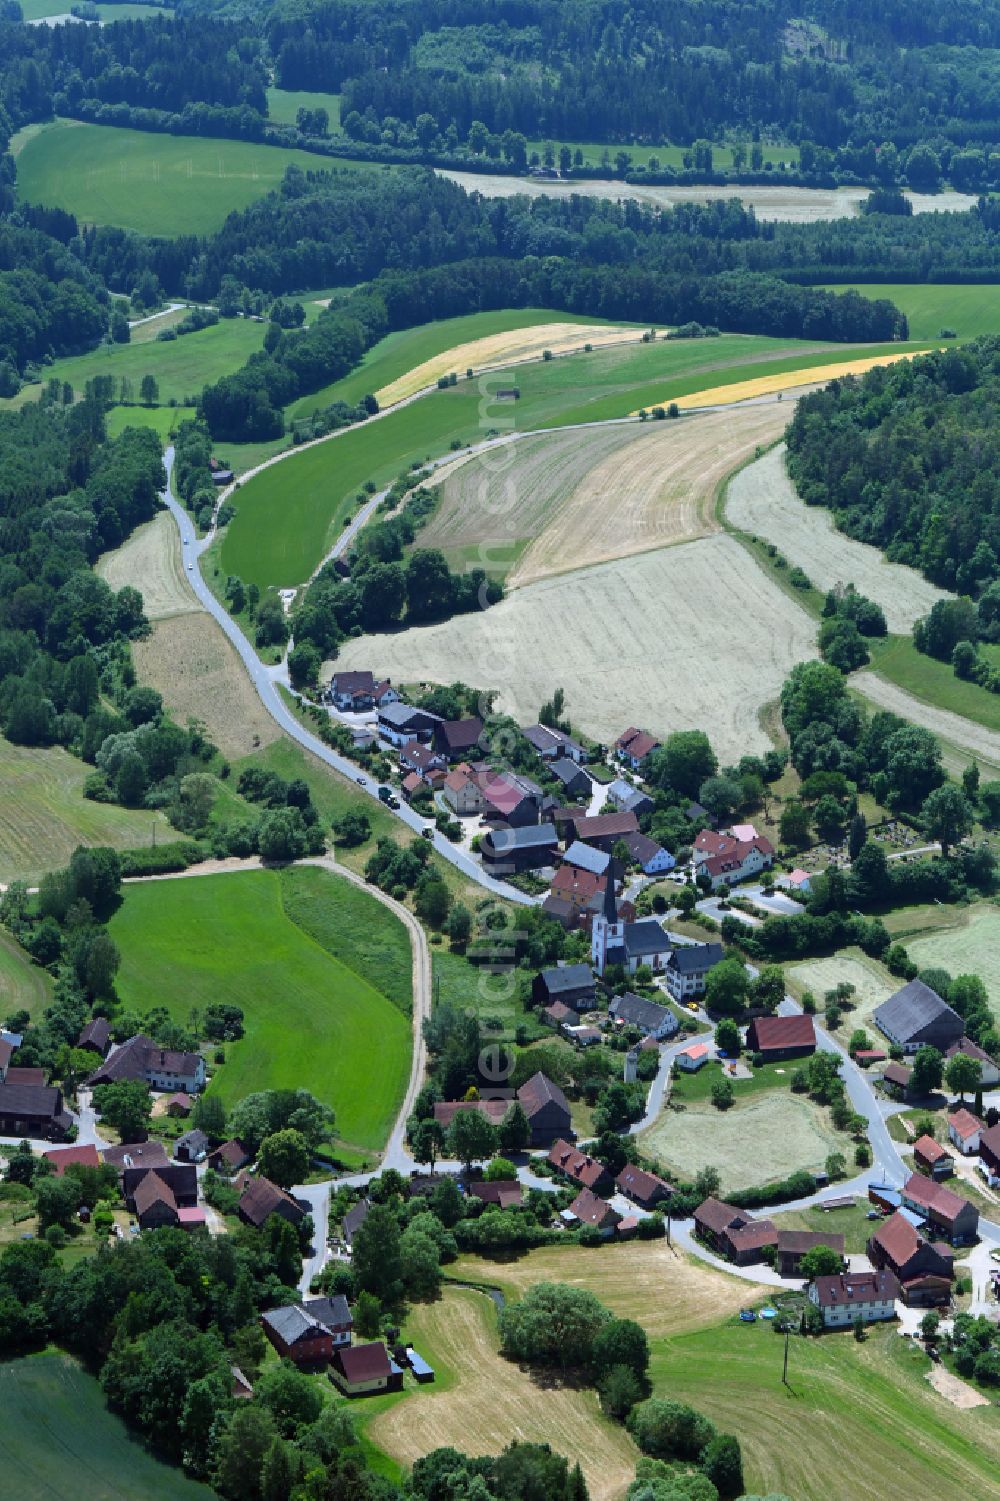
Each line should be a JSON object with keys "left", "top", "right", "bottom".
{"left": 160, "top": 448, "right": 534, "bottom": 905}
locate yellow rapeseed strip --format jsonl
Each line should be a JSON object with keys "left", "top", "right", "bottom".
{"left": 375, "top": 322, "right": 637, "bottom": 405}
{"left": 631, "top": 349, "right": 933, "bottom": 414}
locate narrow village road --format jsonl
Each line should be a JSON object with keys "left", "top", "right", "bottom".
{"left": 160, "top": 450, "right": 535, "bottom": 907}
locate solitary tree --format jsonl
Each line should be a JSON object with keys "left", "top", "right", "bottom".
{"left": 945, "top": 1051, "right": 981, "bottom": 1103}
{"left": 410, "top": 1119, "right": 445, "bottom": 1173}
{"left": 257, "top": 1128, "right": 310, "bottom": 1188}
{"left": 910, "top": 1045, "right": 944, "bottom": 1097}
{"left": 139, "top": 373, "right": 158, "bottom": 406}
{"left": 448, "top": 1109, "right": 498, "bottom": 1172}
{"left": 921, "top": 783, "right": 973, "bottom": 857}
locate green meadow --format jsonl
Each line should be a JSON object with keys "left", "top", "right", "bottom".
{"left": 104, "top": 404, "right": 197, "bottom": 440}
{"left": 13, "top": 119, "right": 373, "bottom": 236}
{"left": 818, "top": 283, "right": 1000, "bottom": 341}
{"left": 526, "top": 139, "right": 800, "bottom": 170}
{"left": 0, "top": 929, "right": 52, "bottom": 1023}
{"left": 1, "top": 1354, "right": 211, "bottom": 1501}
{"left": 267, "top": 87, "right": 342, "bottom": 130}
{"left": 224, "top": 331, "right": 927, "bottom": 589}
{"left": 109, "top": 866, "right": 411, "bottom": 1151}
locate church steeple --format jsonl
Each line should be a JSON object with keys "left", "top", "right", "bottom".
{"left": 602, "top": 867, "right": 618, "bottom": 923}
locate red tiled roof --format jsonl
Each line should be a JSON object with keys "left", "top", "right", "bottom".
{"left": 133, "top": 1171, "right": 177, "bottom": 1216}
{"left": 547, "top": 1139, "right": 607, "bottom": 1189}
{"left": 869, "top": 1210, "right": 920, "bottom": 1267}
{"left": 569, "top": 1186, "right": 621, "bottom": 1227}
{"left": 42, "top": 1144, "right": 100, "bottom": 1176}
{"left": 433, "top": 1098, "right": 508, "bottom": 1128}
{"left": 572, "top": 811, "right": 640, "bottom": 841}
{"left": 728, "top": 1222, "right": 778, "bottom": 1253}
{"left": 551, "top": 865, "right": 602, "bottom": 901}
{"left": 914, "top": 1134, "right": 949, "bottom": 1164}
{"left": 614, "top": 727, "right": 659, "bottom": 760}
{"left": 694, "top": 1196, "right": 748, "bottom": 1235}
{"left": 949, "top": 1109, "right": 982, "bottom": 1140}
{"left": 902, "top": 1172, "right": 970, "bottom": 1225}
{"left": 812, "top": 1270, "right": 897, "bottom": 1307}
{"left": 338, "top": 1342, "right": 392, "bottom": 1382}
{"left": 749, "top": 1015, "right": 816, "bottom": 1052}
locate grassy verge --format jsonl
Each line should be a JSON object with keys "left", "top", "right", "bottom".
{"left": 868, "top": 635, "right": 1000, "bottom": 734}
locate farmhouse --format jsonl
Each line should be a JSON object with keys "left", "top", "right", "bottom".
{"left": 549, "top": 758, "right": 592, "bottom": 798}
{"left": 976, "top": 1123, "right": 1000, "bottom": 1186}
{"left": 86, "top": 1034, "right": 206, "bottom": 1093}
{"left": 913, "top": 1134, "right": 953, "bottom": 1179}
{"left": 330, "top": 670, "right": 375, "bottom": 710}
{"left": 867, "top": 1211, "right": 954, "bottom": 1305}
{"left": 261, "top": 1305, "right": 333, "bottom": 1366}
{"left": 808, "top": 1270, "right": 898, "bottom": 1329}
{"left": 123, "top": 1162, "right": 197, "bottom": 1210}
{"left": 522, "top": 724, "right": 588, "bottom": 763}
{"left": 694, "top": 1197, "right": 760, "bottom": 1255}
{"left": 76, "top": 1018, "right": 110, "bottom": 1056}
{"left": 881, "top": 1061, "right": 915, "bottom": 1099}
{"left": 620, "top": 831, "right": 675, "bottom": 875}
{"left": 442, "top": 766, "right": 484, "bottom": 815}
{"left": 607, "top": 778, "right": 654, "bottom": 816}
{"left": 303, "top": 1294, "right": 353, "bottom": 1346}
{"left": 570, "top": 810, "right": 640, "bottom": 850}
{"left": 434, "top": 717, "right": 484, "bottom": 761}
{"left": 42, "top": 1143, "right": 100, "bottom": 1176}
{"left": 616, "top": 1164, "right": 673, "bottom": 1209}
{"left": 534, "top": 966, "right": 594, "bottom": 1014}
{"left": 608, "top": 991, "right": 678, "bottom": 1041}
{"left": 238, "top": 1175, "right": 306, "bottom": 1229}
{"left": 775, "top": 1230, "right": 845, "bottom": 1277}
{"left": 561, "top": 841, "right": 613, "bottom": 877}
{"left": 900, "top": 1173, "right": 978, "bottom": 1245}
{"left": 548, "top": 1139, "right": 612, "bottom": 1192}
{"left": 0, "top": 1082, "right": 71, "bottom": 1140}
{"left": 480, "top": 823, "right": 559, "bottom": 875}
{"left": 467, "top": 1180, "right": 523, "bottom": 1209}
{"left": 693, "top": 827, "right": 774, "bottom": 890}
{"left": 745, "top": 1014, "right": 816, "bottom": 1061}
{"left": 945, "top": 1036, "right": 1000, "bottom": 1088}
{"left": 568, "top": 1187, "right": 622, "bottom": 1234}
{"left": 873, "top": 980, "right": 963, "bottom": 1055}
{"left": 329, "top": 1342, "right": 403, "bottom": 1397}
{"left": 948, "top": 1109, "right": 983, "bottom": 1156}
{"left": 614, "top": 726, "right": 661, "bottom": 770}
{"left": 377, "top": 702, "right": 442, "bottom": 748}
{"left": 662, "top": 942, "right": 725, "bottom": 1001}
{"left": 373, "top": 680, "right": 399, "bottom": 709}
{"left": 342, "top": 1198, "right": 370, "bottom": 1248}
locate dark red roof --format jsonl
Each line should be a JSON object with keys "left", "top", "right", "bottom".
{"left": 42, "top": 1144, "right": 100, "bottom": 1176}
{"left": 569, "top": 1187, "right": 621, "bottom": 1227}
{"left": 750, "top": 1015, "right": 816, "bottom": 1051}
{"left": 547, "top": 1139, "right": 606, "bottom": 1188}
{"left": 338, "top": 1342, "right": 392, "bottom": 1382}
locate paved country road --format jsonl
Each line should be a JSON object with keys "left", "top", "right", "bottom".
{"left": 160, "top": 449, "right": 534, "bottom": 906}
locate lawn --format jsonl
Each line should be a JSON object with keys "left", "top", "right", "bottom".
{"left": 14, "top": 316, "right": 266, "bottom": 406}
{"left": 907, "top": 904, "right": 1000, "bottom": 1024}
{"left": 225, "top": 331, "right": 920, "bottom": 589}
{"left": 104, "top": 405, "right": 197, "bottom": 440}
{"left": 786, "top": 949, "right": 896, "bottom": 1030}
{"left": 817, "top": 283, "right": 1000, "bottom": 342}
{"left": 108, "top": 868, "right": 411, "bottom": 1151}
{"left": 641, "top": 1082, "right": 845, "bottom": 1190}
{"left": 12, "top": 119, "right": 374, "bottom": 236}
{"left": 0, "top": 737, "right": 168, "bottom": 885}
{"left": 650, "top": 1319, "right": 1000, "bottom": 1501}
{"left": 267, "top": 87, "right": 342, "bottom": 130}
{"left": 769, "top": 1201, "right": 880, "bottom": 1254}
{"left": 1, "top": 1353, "right": 211, "bottom": 1501}
{"left": 0, "top": 929, "right": 52, "bottom": 1023}
{"left": 278, "top": 864, "right": 411, "bottom": 1014}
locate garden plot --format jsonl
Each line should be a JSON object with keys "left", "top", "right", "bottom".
{"left": 367, "top": 1289, "right": 638, "bottom": 1501}
{"left": 787, "top": 951, "right": 896, "bottom": 1029}
{"left": 908, "top": 905, "right": 1000, "bottom": 1023}
{"left": 333, "top": 533, "right": 817, "bottom": 762}
{"left": 133, "top": 611, "right": 281, "bottom": 760}
{"left": 641, "top": 1092, "right": 844, "bottom": 1191}
{"left": 726, "top": 445, "right": 950, "bottom": 632}
{"left": 375, "top": 321, "right": 637, "bottom": 405}
{"left": 96, "top": 513, "right": 200, "bottom": 622}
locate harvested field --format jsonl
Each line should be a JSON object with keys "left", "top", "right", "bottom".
{"left": 375, "top": 321, "right": 636, "bottom": 405}
{"left": 726, "top": 445, "right": 951, "bottom": 632}
{"left": 643, "top": 349, "right": 934, "bottom": 412}
{"left": 0, "top": 739, "right": 166, "bottom": 884}
{"left": 367, "top": 1288, "right": 639, "bottom": 1501}
{"left": 854, "top": 671, "right": 1000, "bottom": 769}
{"left": 333, "top": 535, "right": 817, "bottom": 761}
{"left": 512, "top": 404, "right": 792, "bottom": 585}
{"left": 96, "top": 513, "right": 200, "bottom": 622}
{"left": 449, "top": 1240, "right": 752, "bottom": 1338}
{"left": 641, "top": 1091, "right": 844, "bottom": 1190}
{"left": 438, "top": 171, "right": 977, "bottom": 222}
{"left": 908, "top": 905, "right": 1000, "bottom": 1024}
{"left": 133, "top": 611, "right": 280, "bottom": 759}
{"left": 787, "top": 950, "right": 896, "bottom": 1029}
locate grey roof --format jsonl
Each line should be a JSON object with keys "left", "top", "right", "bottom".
{"left": 262, "top": 1305, "right": 323, "bottom": 1344}
{"left": 0, "top": 1082, "right": 62, "bottom": 1118}
{"left": 550, "top": 757, "right": 586, "bottom": 786}
{"left": 303, "top": 1294, "right": 352, "bottom": 1330}
{"left": 378, "top": 701, "right": 441, "bottom": 728}
{"left": 523, "top": 723, "right": 561, "bottom": 753}
{"left": 669, "top": 942, "right": 724, "bottom": 975}
{"left": 874, "top": 979, "right": 962, "bottom": 1044}
{"left": 623, "top": 919, "right": 670, "bottom": 958}
{"left": 176, "top": 1129, "right": 209, "bottom": 1153}
{"left": 538, "top": 963, "right": 595, "bottom": 996}
{"left": 622, "top": 831, "right": 667, "bottom": 864}
{"left": 609, "top": 992, "right": 678, "bottom": 1035}
{"left": 562, "top": 841, "right": 610, "bottom": 875}
{"left": 343, "top": 1198, "right": 370, "bottom": 1240}
{"left": 487, "top": 824, "right": 559, "bottom": 852}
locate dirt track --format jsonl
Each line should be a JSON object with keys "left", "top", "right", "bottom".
{"left": 855, "top": 671, "right": 1000, "bottom": 767}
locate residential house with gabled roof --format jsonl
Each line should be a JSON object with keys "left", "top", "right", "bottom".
{"left": 976, "top": 1122, "right": 1000, "bottom": 1186}
{"left": 548, "top": 1139, "right": 612, "bottom": 1192}
{"left": 550, "top": 758, "right": 591, "bottom": 799}
{"left": 123, "top": 1162, "right": 197, "bottom": 1209}
{"left": 434, "top": 717, "right": 484, "bottom": 761}
{"left": 873, "top": 980, "right": 963, "bottom": 1055}
{"left": 568, "top": 1187, "right": 621, "bottom": 1233}
{"left": 570, "top": 810, "right": 640, "bottom": 850}
{"left": 693, "top": 826, "right": 774, "bottom": 890}
{"left": 522, "top": 724, "right": 588, "bottom": 764}
{"left": 608, "top": 991, "right": 678, "bottom": 1041}
{"left": 900, "top": 1173, "right": 978, "bottom": 1245}
{"left": 867, "top": 1210, "right": 954, "bottom": 1305}
{"left": 607, "top": 778, "right": 654, "bottom": 817}
{"left": 614, "top": 727, "right": 661, "bottom": 770}
{"left": 377, "top": 701, "right": 442, "bottom": 748}
{"left": 330, "top": 1341, "right": 403, "bottom": 1397}
{"left": 85, "top": 1034, "right": 206, "bottom": 1093}
{"left": 133, "top": 1171, "right": 180, "bottom": 1230}
{"left": 662, "top": 941, "right": 724, "bottom": 1000}
{"left": 945, "top": 1036, "right": 1000, "bottom": 1088}
{"left": 103, "top": 1140, "right": 168, "bottom": 1173}
{"left": 238, "top": 1175, "right": 306, "bottom": 1229}
{"left": 616, "top": 1164, "right": 672, "bottom": 1209}
{"left": 442, "top": 765, "right": 485, "bottom": 815}
{"left": 303, "top": 1294, "right": 353, "bottom": 1346}
{"left": 808, "top": 1270, "right": 898, "bottom": 1328}
{"left": 330, "top": 671, "right": 375, "bottom": 710}
{"left": 531, "top": 963, "right": 596, "bottom": 1013}
{"left": 948, "top": 1109, "right": 983, "bottom": 1156}
{"left": 913, "top": 1134, "right": 953, "bottom": 1179}
{"left": 619, "top": 831, "right": 675, "bottom": 875}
